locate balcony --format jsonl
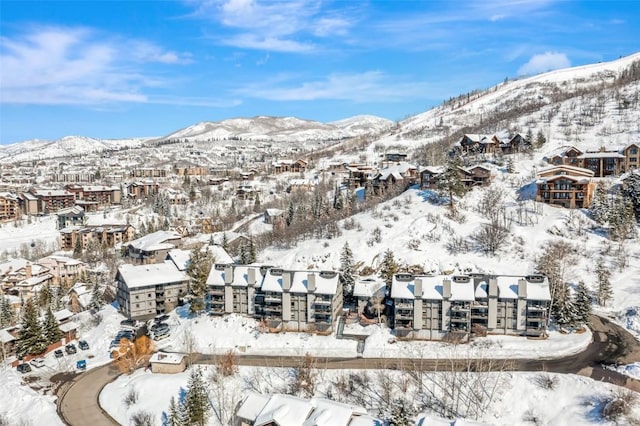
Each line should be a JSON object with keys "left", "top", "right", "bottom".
{"left": 314, "top": 298, "right": 332, "bottom": 306}
{"left": 208, "top": 288, "right": 224, "bottom": 296}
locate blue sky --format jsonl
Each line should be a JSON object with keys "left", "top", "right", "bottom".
{"left": 0, "top": 0, "right": 638, "bottom": 144}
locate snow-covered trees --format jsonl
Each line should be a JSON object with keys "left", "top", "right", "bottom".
{"left": 622, "top": 171, "right": 640, "bottom": 222}
{"left": 535, "top": 241, "right": 577, "bottom": 328}
{"left": 595, "top": 259, "right": 612, "bottom": 306}
{"left": 436, "top": 155, "right": 466, "bottom": 208}
{"left": 379, "top": 249, "right": 399, "bottom": 290}
{"left": 16, "top": 298, "right": 47, "bottom": 356}
{"left": 90, "top": 281, "right": 104, "bottom": 311}
{"left": 42, "top": 306, "right": 63, "bottom": 345}
{"left": 166, "top": 396, "right": 186, "bottom": 426}
{"left": 340, "top": 242, "right": 355, "bottom": 303}
{"left": 535, "top": 130, "right": 547, "bottom": 148}
{"left": 187, "top": 247, "right": 214, "bottom": 315}
{"left": 609, "top": 192, "right": 637, "bottom": 241}
{"left": 184, "top": 367, "right": 211, "bottom": 426}
{"left": 0, "top": 297, "right": 14, "bottom": 328}
{"left": 573, "top": 281, "right": 592, "bottom": 326}
{"left": 589, "top": 181, "right": 609, "bottom": 225}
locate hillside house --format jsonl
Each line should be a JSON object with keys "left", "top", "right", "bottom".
{"left": 37, "top": 256, "right": 86, "bottom": 286}
{"left": 125, "top": 230, "right": 182, "bottom": 264}
{"left": 371, "top": 162, "right": 418, "bottom": 194}
{"left": 115, "top": 261, "right": 189, "bottom": 320}
{"left": 535, "top": 165, "right": 595, "bottom": 208}
{"left": 460, "top": 164, "right": 494, "bottom": 188}
{"left": 263, "top": 208, "right": 284, "bottom": 225}
{"left": 419, "top": 166, "right": 444, "bottom": 190}
{"left": 0, "top": 193, "right": 21, "bottom": 221}
{"left": 391, "top": 273, "right": 550, "bottom": 340}
{"left": 499, "top": 133, "right": 532, "bottom": 155}
{"left": 60, "top": 224, "right": 135, "bottom": 250}
{"left": 345, "top": 164, "right": 377, "bottom": 189}
{"left": 459, "top": 134, "right": 500, "bottom": 155}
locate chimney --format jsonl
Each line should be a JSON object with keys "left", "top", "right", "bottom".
{"left": 247, "top": 267, "right": 256, "bottom": 286}
{"left": 307, "top": 273, "right": 316, "bottom": 292}
{"left": 223, "top": 265, "right": 233, "bottom": 285}
{"left": 414, "top": 278, "right": 422, "bottom": 298}
{"left": 518, "top": 278, "right": 527, "bottom": 298}
{"left": 442, "top": 278, "right": 451, "bottom": 299}
{"left": 282, "top": 271, "right": 291, "bottom": 292}
{"left": 489, "top": 278, "right": 498, "bottom": 297}
{"left": 25, "top": 263, "right": 32, "bottom": 279}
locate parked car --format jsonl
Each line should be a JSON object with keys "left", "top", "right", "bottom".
{"left": 17, "top": 363, "right": 32, "bottom": 373}
{"left": 150, "top": 322, "right": 168, "bottom": 333}
{"left": 29, "top": 358, "right": 45, "bottom": 368}
{"left": 120, "top": 319, "right": 139, "bottom": 330}
{"left": 78, "top": 340, "right": 90, "bottom": 350}
{"left": 117, "top": 330, "right": 135, "bottom": 340}
{"left": 154, "top": 314, "right": 170, "bottom": 323}
{"left": 152, "top": 327, "right": 171, "bottom": 341}
{"left": 65, "top": 344, "right": 77, "bottom": 354}
{"left": 54, "top": 349, "right": 64, "bottom": 358}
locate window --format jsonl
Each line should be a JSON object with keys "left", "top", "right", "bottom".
{"left": 135, "top": 295, "right": 139, "bottom": 300}
{"left": 631, "top": 148, "right": 638, "bottom": 155}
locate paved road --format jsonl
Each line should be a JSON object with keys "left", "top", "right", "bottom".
{"left": 57, "top": 314, "right": 640, "bottom": 425}
{"left": 56, "top": 363, "right": 120, "bottom": 426}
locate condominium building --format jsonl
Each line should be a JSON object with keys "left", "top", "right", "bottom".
{"left": 390, "top": 273, "right": 550, "bottom": 340}
{"left": 116, "top": 262, "right": 189, "bottom": 320}
{"left": 535, "top": 165, "right": 595, "bottom": 209}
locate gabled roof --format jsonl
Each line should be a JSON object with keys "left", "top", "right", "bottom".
{"left": 117, "top": 262, "right": 189, "bottom": 289}
{"left": 254, "top": 394, "right": 313, "bottom": 426}
{"left": 536, "top": 164, "right": 595, "bottom": 178}
{"left": 127, "top": 230, "right": 181, "bottom": 252}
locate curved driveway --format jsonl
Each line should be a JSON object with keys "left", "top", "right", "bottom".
{"left": 57, "top": 314, "right": 640, "bottom": 425}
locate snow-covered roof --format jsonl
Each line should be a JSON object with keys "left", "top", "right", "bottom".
{"left": 348, "top": 416, "right": 384, "bottom": 426}
{"left": 117, "top": 262, "right": 189, "bottom": 289}
{"left": 127, "top": 230, "right": 181, "bottom": 252}
{"left": 254, "top": 394, "right": 313, "bottom": 426}
{"left": 577, "top": 152, "right": 625, "bottom": 159}
{"left": 0, "top": 258, "right": 30, "bottom": 276}
{"left": 205, "top": 245, "right": 234, "bottom": 264}
{"left": 59, "top": 321, "right": 79, "bottom": 333}
{"left": 390, "top": 275, "right": 444, "bottom": 300}
{"left": 304, "top": 398, "right": 368, "bottom": 426}
{"left": 261, "top": 269, "right": 339, "bottom": 295}
{"left": 353, "top": 277, "right": 386, "bottom": 298}
{"left": 54, "top": 309, "right": 74, "bottom": 322}
{"left": 236, "top": 393, "right": 270, "bottom": 421}
{"left": 475, "top": 281, "right": 488, "bottom": 298}
{"left": 149, "top": 352, "right": 186, "bottom": 365}
{"left": 38, "top": 255, "right": 84, "bottom": 266}
{"left": 450, "top": 279, "right": 475, "bottom": 301}
{"left": 525, "top": 279, "right": 551, "bottom": 301}
{"left": 166, "top": 249, "right": 191, "bottom": 271}
{"left": 0, "top": 329, "right": 16, "bottom": 343}
{"left": 495, "top": 276, "right": 519, "bottom": 300}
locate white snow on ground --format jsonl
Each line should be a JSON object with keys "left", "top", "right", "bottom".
{"left": 101, "top": 365, "right": 635, "bottom": 426}
{"left": 0, "top": 215, "right": 59, "bottom": 252}
{"left": 0, "top": 368, "right": 63, "bottom": 425}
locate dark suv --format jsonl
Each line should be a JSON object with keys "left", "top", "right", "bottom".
{"left": 17, "top": 363, "right": 32, "bottom": 373}
{"left": 78, "top": 340, "right": 90, "bottom": 350}
{"left": 65, "top": 343, "right": 77, "bottom": 354}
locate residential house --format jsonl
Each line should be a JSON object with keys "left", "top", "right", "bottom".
{"left": 37, "top": 256, "right": 86, "bottom": 286}
{"left": 459, "top": 134, "right": 501, "bottom": 155}
{"left": 371, "top": 162, "right": 418, "bottom": 194}
{"left": 59, "top": 224, "right": 136, "bottom": 250}
{"left": 56, "top": 206, "right": 85, "bottom": 230}
{"left": 234, "top": 393, "right": 381, "bottom": 426}
{"left": 499, "top": 133, "right": 532, "bottom": 155}
{"left": 68, "top": 282, "right": 92, "bottom": 313}
{"left": 0, "top": 259, "right": 53, "bottom": 298}
{"left": 345, "top": 164, "right": 377, "bottom": 189}
{"left": 535, "top": 165, "right": 595, "bottom": 208}
{"left": 271, "top": 159, "right": 308, "bottom": 174}
{"left": 125, "top": 230, "right": 182, "bottom": 264}
{"left": 0, "top": 193, "right": 21, "bottom": 221}
{"left": 622, "top": 143, "right": 640, "bottom": 172}
{"left": 263, "top": 208, "right": 284, "bottom": 225}
{"left": 390, "top": 273, "right": 550, "bottom": 340}
{"left": 459, "top": 165, "right": 494, "bottom": 188}
{"left": 115, "top": 261, "right": 189, "bottom": 320}
{"left": 419, "top": 166, "right": 445, "bottom": 190}
{"left": 126, "top": 180, "right": 159, "bottom": 199}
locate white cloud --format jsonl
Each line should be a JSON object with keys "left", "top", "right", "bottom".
{"left": 0, "top": 26, "right": 193, "bottom": 105}
{"left": 236, "top": 71, "right": 439, "bottom": 102}
{"left": 518, "top": 52, "right": 571, "bottom": 75}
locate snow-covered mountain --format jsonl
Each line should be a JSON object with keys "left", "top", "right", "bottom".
{"left": 394, "top": 52, "right": 640, "bottom": 155}
{"left": 0, "top": 136, "right": 148, "bottom": 163}
{"left": 162, "top": 115, "right": 393, "bottom": 143}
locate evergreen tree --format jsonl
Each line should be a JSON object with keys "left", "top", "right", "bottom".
{"left": 166, "top": 396, "right": 185, "bottom": 426}
{"left": 73, "top": 238, "right": 83, "bottom": 258}
{"left": 506, "top": 157, "right": 515, "bottom": 174}
{"left": 187, "top": 247, "right": 213, "bottom": 315}
{"left": 386, "top": 396, "right": 415, "bottom": 426}
{"left": 595, "top": 259, "right": 612, "bottom": 306}
{"left": 184, "top": 367, "right": 210, "bottom": 426}
{"left": 90, "top": 281, "right": 103, "bottom": 311}
{"left": 536, "top": 129, "right": 547, "bottom": 148}
{"left": 340, "top": 242, "right": 356, "bottom": 303}
{"left": 238, "top": 243, "right": 248, "bottom": 265}
{"left": 622, "top": 171, "right": 640, "bottom": 222}
{"left": 590, "top": 181, "right": 609, "bottom": 225}
{"left": 42, "top": 306, "right": 63, "bottom": 345}
{"left": 573, "top": 280, "right": 592, "bottom": 326}
{"left": 436, "top": 155, "right": 466, "bottom": 208}
{"left": 16, "top": 298, "right": 47, "bottom": 356}
{"left": 221, "top": 233, "right": 229, "bottom": 251}
{"left": 38, "top": 283, "right": 53, "bottom": 309}
{"left": 609, "top": 192, "right": 637, "bottom": 241}
{"left": 286, "top": 201, "right": 295, "bottom": 226}
{"left": 525, "top": 128, "right": 534, "bottom": 146}
{"left": 253, "top": 193, "right": 261, "bottom": 213}
{"left": 248, "top": 239, "right": 256, "bottom": 264}
{"left": 0, "top": 297, "right": 15, "bottom": 328}
{"left": 379, "top": 249, "right": 399, "bottom": 291}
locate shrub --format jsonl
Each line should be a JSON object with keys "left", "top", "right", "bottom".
{"left": 533, "top": 373, "right": 558, "bottom": 390}
{"left": 602, "top": 389, "right": 638, "bottom": 422}
{"left": 123, "top": 387, "right": 139, "bottom": 407}
{"left": 130, "top": 410, "right": 155, "bottom": 426}
{"left": 217, "top": 350, "right": 238, "bottom": 377}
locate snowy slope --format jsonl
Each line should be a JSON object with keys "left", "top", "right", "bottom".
{"left": 162, "top": 115, "right": 392, "bottom": 143}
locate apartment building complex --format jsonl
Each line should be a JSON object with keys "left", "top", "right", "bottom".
{"left": 116, "top": 262, "right": 189, "bottom": 319}
{"left": 390, "top": 273, "right": 550, "bottom": 340}
{"left": 0, "top": 192, "right": 21, "bottom": 221}
{"left": 546, "top": 144, "right": 640, "bottom": 177}
{"left": 205, "top": 264, "right": 343, "bottom": 333}
{"left": 535, "top": 165, "right": 596, "bottom": 209}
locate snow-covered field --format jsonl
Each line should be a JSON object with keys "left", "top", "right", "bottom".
{"left": 0, "top": 368, "right": 63, "bottom": 426}
{"left": 101, "top": 364, "right": 636, "bottom": 426}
